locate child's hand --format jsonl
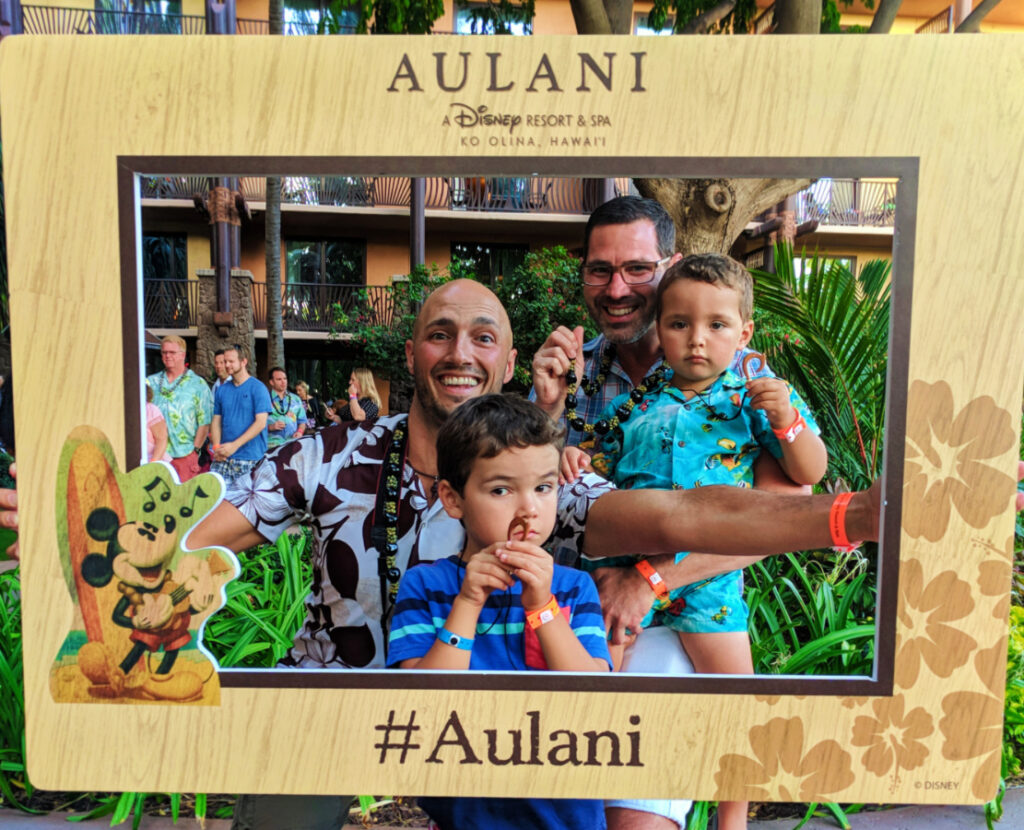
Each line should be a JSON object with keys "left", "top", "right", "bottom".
{"left": 559, "top": 446, "right": 591, "bottom": 484}
{"left": 746, "top": 377, "right": 796, "bottom": 430}
{"left": 496, "top": 540, "right": 554, "bottom": 611}
{"left": 457, "top": 548, "right": 515, "bottom": 608}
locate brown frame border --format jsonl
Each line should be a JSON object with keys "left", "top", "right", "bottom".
{"left": 119, "top": 154, "right": 914, "bottom": 697}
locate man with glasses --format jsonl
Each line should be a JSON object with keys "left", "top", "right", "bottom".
{"left": 531, "top": 197, "right": 790, "bottom": 830}
{"left": 146, "top": 335, "right": 213, "bottom": 482}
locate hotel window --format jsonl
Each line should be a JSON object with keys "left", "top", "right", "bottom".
{"left": 283, "top": 0, "right": 359, "bottom": 35}
{"left": 455, "top": 1, "right": 532, "bottom": 35}
{"left": 452, "top": 242, "right": 529, "bottom": 285}
{"left": 94, "top": 0, "right": 183, "bottom": 34}
{"left": 633, "top": 11, "right": 674, "bottom": 36}
{"left": 285, "top": 239, "right": 366, "bottom": 285}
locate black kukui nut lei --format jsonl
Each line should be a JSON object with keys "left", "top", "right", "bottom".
{"left": 564, "top": 355, "right": 670, "bottom": 437}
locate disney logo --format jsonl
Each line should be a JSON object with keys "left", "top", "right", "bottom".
{"left": 449, "top": 103, "right": 522, "bottom": 134}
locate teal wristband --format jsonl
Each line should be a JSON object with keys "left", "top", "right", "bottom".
{"left": 437, "top": 626, "right": 473, "bottom": 651}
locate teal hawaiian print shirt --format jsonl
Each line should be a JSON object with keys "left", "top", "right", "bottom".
{"left": 266, "top": 391, "right": 305, "bottom": 449}
{"left": 146, "top": 369, "right": 213, "bottom": 459}
{"left": 593, "top": 369, "right": 820, "bottom": 491}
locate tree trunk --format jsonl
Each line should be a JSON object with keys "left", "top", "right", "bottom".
{"left": 868, "top": 0, "right": 904, "bottom": 34}
{"left": 568, "top": 0, "right": 631, "bottom": 35}
{"left": 681, "top": 0, "right": 738, "bottom": 34}
{"left": 265, "top": 0, "right": 284, "bottom": 373}
{"left": 956, "top": 0, "right": 1004, "bottom": 33}
{"left": 634, "top": 178, "right": 811, "bottom": 256}
{"left": 265, "top": 176, "right": 284, "bottom": 372}
{"left": 773, "top": 0, "right": 820, "bottom": 34}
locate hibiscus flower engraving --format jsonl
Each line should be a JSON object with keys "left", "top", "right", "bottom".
{"left": 974, "top": 536, "right": 1014, "bottom": 620}
{"left": 973, "top": 640, "right": 1008, "bottom": 697}
{"left": 850, "top": 695, "right": 933, "bottom": 791}
{"left": 895, "top": 558, "right": 976, "bottom": 688}
{"left": 940, "top": 690, "right": 1003, "bottom": 800}
{"left": 713, "top": 716, "right": 854, "bottom": 802}
{"left": 903, "top": 381, "right": 1015, "bottom": 541}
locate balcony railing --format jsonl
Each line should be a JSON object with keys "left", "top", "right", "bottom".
{"left": 144, "top": 278, "right": 199, "bottom": 329}
{"left": 916, "top": 6, "right": 953, "bottom": 34}
{"left": 794, "top": 178, "right": 897, "bottom": 228}
{"left": 141, "top": 175, "right": 629, "bottom": 216}
{"left": 142, "top": 175, "right": 893, "bottom": 228}
{"left": 22, "top": 6, "right": 273, "bottom": 34}
{"left": 143, "top": 279, "right": 396, "bottom": 333}
{"left": 251, "top": 283, "right": 395, "bottom": 332}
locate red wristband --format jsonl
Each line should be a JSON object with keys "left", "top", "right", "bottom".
{"left": 635, "top": 560, "right": 671, "bottom": 610}
{"left": 829, "top": 492, "right": 855, "bottom": 549}
{"left": 526, "top": 595, "right": 560, "bottom": 629}
{"left": 772, "top": 410, "right": 807, "bottom": 443}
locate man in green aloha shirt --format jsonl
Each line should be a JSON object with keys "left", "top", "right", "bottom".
{"left": 146, "top": 335, "right": 213, "bottom": 482}
{"left": 266, "top": 367, "right": 306, "bottom": 450}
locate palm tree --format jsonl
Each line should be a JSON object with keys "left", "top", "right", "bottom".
{"left": 265, "top": 0, "right": 285, "bottom": 372}
{"left": 750, "top": 244, "right": 891, "bottom": 491}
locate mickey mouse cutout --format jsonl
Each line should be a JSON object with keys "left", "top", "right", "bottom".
{"left": 51, "top": 426, "right": 238, "bottom": 705}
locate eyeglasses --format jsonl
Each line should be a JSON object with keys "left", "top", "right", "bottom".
{"left": 581, "top": 256, "right": 672, "bottom": 286}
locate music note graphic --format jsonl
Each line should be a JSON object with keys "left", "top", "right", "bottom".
{"left": 141, "top": 477, "right": 172, "bottom": 513}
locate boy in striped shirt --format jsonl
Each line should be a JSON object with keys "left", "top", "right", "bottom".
{"left": 388, "top": 394, "right": 610, "bottom": 829}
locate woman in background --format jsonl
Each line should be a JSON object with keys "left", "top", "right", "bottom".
{"left": 294, "top": 381, "right": 325, "bottom": 432}
{"left": 326, "top": 367, "right": 381, "bottom": 424}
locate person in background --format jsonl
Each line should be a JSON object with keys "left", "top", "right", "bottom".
{"left": 210, "top": 345, "right": 271, "bottom": 487}
{"left": 294, "top": 381, "right": 324, "bottom": 432}
{"left": 146, "top": 335, "right": 212, "bottom": 482}
{"left": 211, "top": 349, "right": 230, "bottom": 394}
{"left": 325, "top": 367, "right": 381, "bottom": 424}
{"left": 145, "top": 385, "right": 171, "bottom": 464}
{"left": 266, "top": 367, "right": 305, "bottom": 451}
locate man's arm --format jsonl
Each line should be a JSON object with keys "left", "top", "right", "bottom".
{"left": 593, "top": 454, "right": 811, "bottom": 643}
{"left": 583, "top": 483, "right": 879, "bottom": 561}
{"left": 210, "top": 414, "right": 222, "bottom": 448}
{"left": 221, "top": 412, "right": 268, "bottom": 458}
{"left": 194, "top": 423, "right": 210, "bottom": 451}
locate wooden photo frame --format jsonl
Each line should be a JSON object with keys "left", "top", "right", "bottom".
{"left": 2, "top": 33, "right": 1022, "bottom": 803}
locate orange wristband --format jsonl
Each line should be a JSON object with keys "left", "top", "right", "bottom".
{"left": 772, "top": 410, "right": 808, "bottom": 443}
{"left": 635, "top": 560, "right": 671, "bottom": 610}
{"left": 526, "top": 595, "right": 560, "bottom": 629}
{"left": 829, "top": 492, "right": 855, "bottom": 548}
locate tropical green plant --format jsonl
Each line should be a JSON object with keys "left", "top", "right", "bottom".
{"left": 750, "top": 245, "right": 891, "bottom": 491}
{"left": 747, "top": 552, "right": 875, "bottom": 677}
{"left": 494, "top": 246, "right": 596, "bottom": 389}
{"left": 204, "top": 529, "right": 314, "bottom": 669}
{"left": 0, "top": 568, "right": 33, "bottom": 813}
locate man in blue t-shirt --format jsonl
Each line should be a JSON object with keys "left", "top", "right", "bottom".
{"left": 210, "top": 344, "right": 271, "bottom": 486}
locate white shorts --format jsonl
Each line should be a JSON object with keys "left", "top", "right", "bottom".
{"left": 607, "top": 627, "right": 694, "bottom": 828}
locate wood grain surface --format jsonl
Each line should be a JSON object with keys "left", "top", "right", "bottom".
{"left": 1, "top": 33, "right": 1021, "bottom": 802}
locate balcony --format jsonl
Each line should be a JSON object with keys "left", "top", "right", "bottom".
{"left": 141, "top": 175, "right": 628, "bottom": 216}
{"left": 143, "top": 279, "right": 394, "bottom": 334}
{"left": 142, "top": 175, "right": 895, "bottom": 228}
{"left": 19, "top": 5, "right": 295, "bottom": 34}
{"left": 144, "top": 278, "right": 198, "bottom": 329}
{"left": 250, "top": 283, "right": 395, "bottom": 332}
{"left": 794, "top": 178, "right": 897, "bottom": 229}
